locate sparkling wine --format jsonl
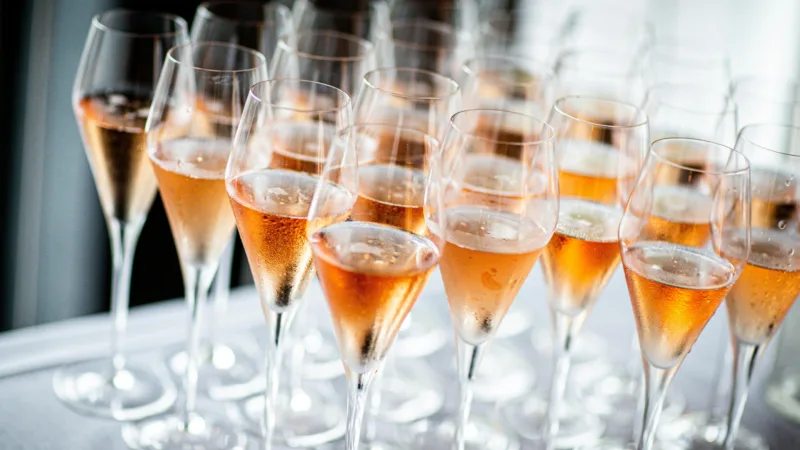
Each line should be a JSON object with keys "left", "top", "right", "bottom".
{"left": 76, "top": 93, "right": 156, "bottom": 223}
{"left": 541, "top": 198, "right": 623, "bottom": 315}
{"left": 375, "top": 123, "right": 435, "bottom": 167}
{"left": 726, "top": 229, "right": 800, "bottom": 344}
{"left": 750, "top": 167, "right": 799, "bottom": 230}
{"left": 458, "top": 154, "right": 547, "bottom": 214}
{"left": 229, "top": 170, "right": 352, "bottom": 312}
{"left": 150, "top": 137, "right": 235, "bottom": 267}
{"left": 352, "top": 164, "right": 428, "bottom": 235}
{"left": 641, "top": 185, "right": 713, "bottom": 247}
{"left": 437, "top": 206, "right": 550, "bottom": 345}
{"left": 557, "top": 139, "right": 638, "bottom": 206}
{"left": 623, "top": 242, "right": 736, "bottom": 368}
{"left": 311, "top": 222, "right": 440, "bottom": 373}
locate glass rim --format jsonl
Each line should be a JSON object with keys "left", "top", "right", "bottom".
{"left": 166, "top": 41, "right": 267, "bottom": 73}
{"left": 450, "top": 108, "right": 556, "bottom": 146}
{"left": 553, "top": 95, "right": 649, "bottom": 129}
{"left": 556, "top": 48, "right": 640, "bottom": 77}
{"left": 733, "top": 76, "right": 800, "bottom": 106}
{"left": 196, "top": 0, "right": 290, "bottom": 26}
{"left": 647, "top": 42, "right": 730, "bottom": 66}
{"left": 650, "top": 137, "right": 750, "bottom": 176}
{"left": 738, "top": 123, "right": 800, "bottom": 159}
{"left": 277, "top": 30, "right": 374, "bottom": 62}
{"left": 346, "top": 122, "right": 441, "bottom": 150}
{"left": 462, "top": 55, "right": 555, "bottom": 87}
{"left": 386, "top": 19, "right": 471, "bottom": 51}
{"left": 362, "top": 67, "right": 460, "bottom": 101}
{"left": 248, "top": 79, "right": 352, "bottom": 114}
{"left": 645, "top": 82, "right": 736, "bottom": 116}
{"left": 92, "top": 9, "right": 188, "bottom": 38}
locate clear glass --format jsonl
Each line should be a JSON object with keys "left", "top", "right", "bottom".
{"left": 292, "top": 0, "right": 390, "bottom": 41}
{"left": 376, "top": 20, "right": 475, "bottom": 79}
{"left": 307, "top": 123, "right": 445, "bottom": 450}
{"left": 639, "top": 42, "right": 731, "bottom": 89}
{"left": 643, "top": 83, "right": 738, "bottom": 147}
{"left": 226, "top": 79, "right": 352, "bottom": 449}
{"left": 121, "top": 42, "right": 267, "bottom": 450}
{"left": 554, "top": 49, "right": 647, "bottom": 104}
{"left": 413, "top": 109, "right": 559, "bottom": 450}
{"left": 719, "top": 124, "right": 800, "bottom": 449}
{"left": 504, "top": 96, "right": 650, "bottom": 448}
{"left": 733, "top": 77, "right": 800, "bottom": 129}
{"left": 53, "top": 9, "right": 188, "bottom": 421}
{"left": 478, "top": 3, "right": 573, "bottom": 65}
{"left": 563, "top": 7, "right": 652, "bottom": 54}
{"left": 388, "top": 0, "right": 479, "bottom": 33}
{"left": 619, "top": 138, "right": 751, "bottom": 450}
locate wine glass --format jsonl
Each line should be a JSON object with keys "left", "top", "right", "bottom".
{"left": 554, "top": 48, "right": 647, "bottom": 104}
{"left": 504, "top": 96, "right": 649, "bottom": 449}
{"left": 121, "top": 42, "right": 267, "bottom": 450}
{"left": 733, "top": 77, "right": 800, "bottom": 129}
{"left": 478, "top": 5, "right": 572, "bottom": 65}
{"left": 620, "top": 137, "right": 751, "bottom": 450}
{"left": 377, "top": 20, "right": 475, "bottom": 79}
{"left": 271, "top": 30, "right": 377, "bottom": 96}
{"left": 53, "top": 9, "right": 188, "bottom": 421}
{"left": 638, "top": 42, "right": 731, "bottom": 89}
{"left": 227, "top": 79, "right": 353, "bottom": 448}
{"left": 411, "top": 109, "right": 559, "bottom": 450}
{"left": 292, "top": 0, "right": 391, "bottom": 41}
{"left": 389, "top": 0, "right": 478, "bottom": 33}
{"left": 308, "top": 123, "right": 444, "bottom": 450}
{"left": 563, "top": 6, "right": 652, "bottom": 54}
{"left": 644, "top": 83, "right": 737, "bottom": 145}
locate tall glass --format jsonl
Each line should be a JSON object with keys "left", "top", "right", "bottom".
{"left": 504, "top": 96, "right": 649, "bottom": 449}
{"left": 122, "top": 42, "right": 267, "bottom": 450}
{"left": 227, "top": 79, "right": 353, "bottom": 449}
{"left": 619, "top": 138, "right": 751, "bottom": 450}
{"left": 412, "top": 109, "right": 559, "bottom": 450}
{"left": 733, "top": 77, "right": 800, "bottom": 129}
{"left": 54, "top": 9, "right": 188, "bottom": 421}
{"left": 721, "top": 124, "right": 800, "bottom": 449}
{"left": 377, "top": 20, "right": 474, "bottom": 79}
{"left": 271, "top": 30, "right": 376, "bottom": 96}
{"left": 554, "top": 49, "right": 646, "bottom": 104}
{"left": 308, "top": 124, "right": 445, "bottom": 450}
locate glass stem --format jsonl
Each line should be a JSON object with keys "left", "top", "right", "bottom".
{"left": 345, "top": 368, "right": 378, "bottom": 450}
{"left": 637, "top": 361, "right": 679, "bottom": 450}
{"left": 262, "top": 306, "right": 298, "bottom": 450}
{"left": 107, "top": 218, "right": 143, "bottom": 379}
{"left": 455, "top": 338, "right": 484, "bottom": 450}
{"left": 723, "top": 340, "right": 763, "bottom": 450}
{"left": 544, "top": 310, "right": 582, "bottom": 450}
{"left": 181, "top": 263, "right": 216, "bottom": 429}
{"left": 208, "top": 235, "right": 235, "bottom": 351}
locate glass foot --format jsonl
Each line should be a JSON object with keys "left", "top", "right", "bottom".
{"left": 531, "top": 329, "right": 608, "bottom": 365}
{"left": 392, "top": 310, "right": 448, "bottom": 358}
{"left": 235, "top": 382, "right": 346, "bottom": 447}
{"left": 658, "top": 413, "right": 769, "bottom": 450}
{"left": 408, "top": 417, "right": 520, "bottom": 450}
{"left": 473, "top": 343, "right": 535, "bottom": 403}
{"left": 122, "top": 412, "right": 261, "bottom": 449}
{"left": 53, "top": 359, "right": 176, "bottom": 421}
{"left": 503, "top": 395, "right": 604, "bottom": 448}
{"left": 376, "top": 358, "right": 444, "bottom": 423}
{"left": 168, "top": 341, "right": 262, "bottom": 401}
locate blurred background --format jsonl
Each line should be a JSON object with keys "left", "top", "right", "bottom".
{"left": 0, "top": 0, "right": 798, "bottom": 332}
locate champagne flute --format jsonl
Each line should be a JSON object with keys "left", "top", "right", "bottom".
{"left": 504, "top": 96, "right": 649, "bottom": 449}
{"left": 411, "top": 109, "right": 559, "bottom": 450}
{"left": 308, "top": 123, "right": 444, "bottom": 450}
{"left": 620, "top": 138, "right": 751, "bottom": 450}
{"left": 719, "top": 124, "right": 800, "bottom": 450}
{"left": 228, "top": 79, "right": 353, "bottom": 448}
{"left": 554, "top": 48, "right": 647, "bottom": 104}
{"left": 733, "top": 77, "right": 800, "bottom": 129}
{"left": 292, "top": 0, "right": 391, "bottom": 41}
{"left": 122, "top": 42, "right": 267, "bottom": 450}
{"left": 53, "top": 9, "right": 188, "bottom": 421}
{"left": 271, "top": 30, "right": 377, "bottom": 96}
{"left": 377, "top": 20, "right": 474, "bottom": 79}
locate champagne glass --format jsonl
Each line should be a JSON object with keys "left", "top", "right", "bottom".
{"left": 504, "top": 96, "right": 649, "bottom": 448}
{"left": 122, "top": 42, "right": 267, "bottom": 450}
{"left": 555, "top": 48, "right": 647, "bottom": 104}
{"left": 377, "top": 20, "right": 474, "bottom": 79}
{"left": 733, "top": 77, "right": 800, "bottom": 129}
{"left": 227, "top": 79, "right": 353, "bottom": 448}
{"left": 308, "top": 123, "right": 444, "bottom": 450}
{"left": 639, "top": 42, "right": 731, "bottom": 89}
{"left": 620, "top": 138, "right": 751, "bottom": 450}
{"left": 292, "top": 0, "right": 391, "bottom": 41}
{"left": 53, "top": 9, "right": 188, "bottom": 421}
{"left": 411, "top": 109, "right": 559, "bottom": 450}
{"left": 716, "top": 124, "right": 800, "bottom": 450}
{"left": 271, "top": 30, "right": 377, "bottom": 96}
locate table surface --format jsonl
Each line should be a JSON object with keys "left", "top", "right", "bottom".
{"left": 0, "top": 269, "right": 798, "bottom": 449}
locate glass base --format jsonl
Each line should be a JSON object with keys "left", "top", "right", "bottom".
{"left": 531, "top": 329, "right": 608, "bottom": 366}
{"left": 53, "top": 359, "right": 176, "bottom": 421}
{"left": 377, "top": 359, "right": 444, "bottom": 423}
{"left": 494, "top": 309, "right": 533, "bottom": 340}
{"left": 235, "top": 382, "right": 346, "bottom": 447}
{"left": 503, "top": 395, "right": 604, "bottom": 448}
{"left": 122, "top": 412, "right": 263, "bottom": 450}
{"left": 658, "top": 413, "right": 768, "bottom": 450}
{"left": 301, "top": 327, "right": 345, "bottom": 381}
{"left": 472, "top": 343, "right": 535, "bottom": 403}
{"left": 168, "top": 341, "right": 262, "bottom": 401}
{"left": 392, "top": 311, "right": 448, "bottom": 358}
{"left": 408, "top": 417, "right": 521, "bottom": 450}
